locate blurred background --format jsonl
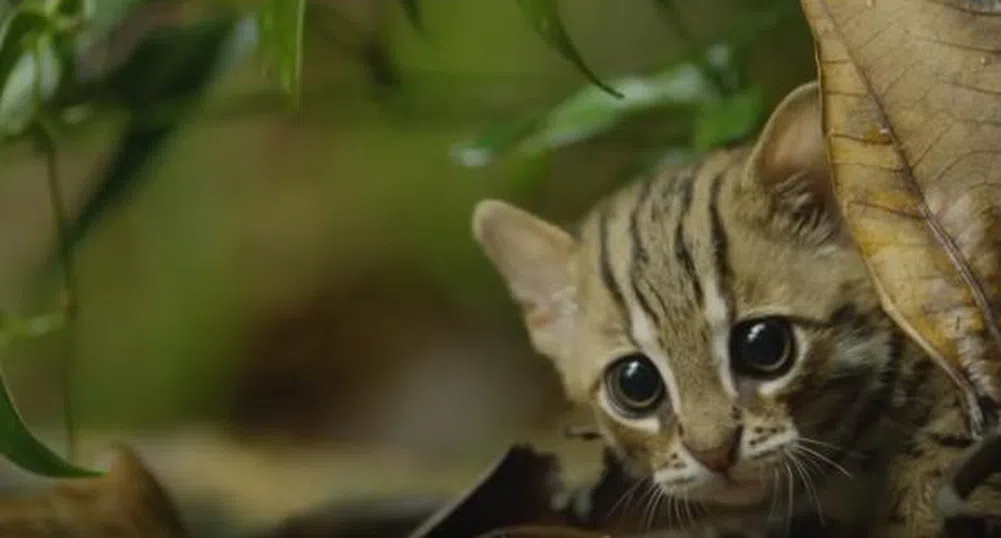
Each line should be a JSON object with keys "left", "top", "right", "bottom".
{"left": 0, "top": 0, "right": 815, "bottom": 535}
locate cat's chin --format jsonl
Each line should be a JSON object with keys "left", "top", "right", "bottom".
{"left": 663, "top": 475, "right": 769, "bottom": 508}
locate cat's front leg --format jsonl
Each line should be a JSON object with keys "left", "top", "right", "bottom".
{"left": 874, "top": 408, "right": 1001, "bottom": 538}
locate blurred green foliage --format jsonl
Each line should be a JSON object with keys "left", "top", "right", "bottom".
{"left": 0, "top": 0, "right": 815, "bottom": 479}
{"left": 257, "top": 0, "right": 304, "bottom": 107}
{"left": 0, "top": 0, "right": 281, "bottom": 476}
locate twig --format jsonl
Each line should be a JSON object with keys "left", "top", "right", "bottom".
{"left": 36, "top": 127, "right": 78, "bottom": 464}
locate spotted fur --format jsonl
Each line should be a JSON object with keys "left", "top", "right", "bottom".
{"left": 472, "top": 82, "right": 1001, "bottom": 537}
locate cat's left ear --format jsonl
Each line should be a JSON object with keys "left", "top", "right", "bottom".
{"left": 746, "top": 81, "right": 841, "bottom": 243}
{"left": 472, "top": 200, "right": 578, "bottom": 365}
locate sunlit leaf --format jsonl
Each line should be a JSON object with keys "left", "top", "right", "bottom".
{"left": 0, "top": 8, "right": 49, "bottom": 80}
{"left": 513, "top": 0, "right": 621, "bottom": 98}
{"left": 453, "top": 63, "right": 714, "bottom": 166}
{"left": 257, "top": 0, "right": 305, "bottom": 108}
{"left": 691, "top": 85, "right": 762, "bottom": 151}
{"left": 0, "top": 31, "right": 63, "bottom": 136}
{"left": 451, "top": 116, "right": 542, "bottom": 168}
{"left": 0, "top": 366, "right": 97, "bottom": 477}
{"left": 522, "top": 66, "right": 712, "bottom": 151}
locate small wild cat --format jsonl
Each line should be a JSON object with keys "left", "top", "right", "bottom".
{"left": 471, "top": 82, "right": 1001, "bottom": 537}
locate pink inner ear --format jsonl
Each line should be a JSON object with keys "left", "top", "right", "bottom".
{"left": 767, "top": 101, "right": 826, "bottom": 183}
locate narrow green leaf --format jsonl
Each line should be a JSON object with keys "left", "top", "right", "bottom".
{"left": 692, "top": 85, "right": 763, "bottom": 151}
{"left": 0, "top": 358, "right": 96, "bottom": 477}
{"left": 450, "top": 115, "right": 542, "bottom": 168}
{"left": 0, "top": 50, "right": 40, "bottom": 134}
{"left": 257, "top": 0, "right": 305, "bottom": 108}
{"left": 0, "top": 31, "right": 63, "bottom": 137}
{"left": 453, "top": 63, "right": 715, "bottom": 166}
{"left": 513, "top": 0, "right": 621, "bottom": 98}
{"left": 518, "top": 65, "right": 711, "bottom": 153}
{"left": 64, "top": 17, "right": 246, "bottom": 252}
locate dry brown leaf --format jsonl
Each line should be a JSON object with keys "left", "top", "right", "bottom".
{"left": 475, "top": 525, "right": 610, "bottom": 538}
{"left": 800, "top": 0, "right": 1001, "bottom": 432}
{"left": 407, "top": 444, "right": 573, "bottom": 538}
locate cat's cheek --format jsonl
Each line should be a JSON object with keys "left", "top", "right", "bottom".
{"left": 591, "top": 405, "right": 659, "bottom": 477}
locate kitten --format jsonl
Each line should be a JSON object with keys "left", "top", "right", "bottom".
{"left": 0, "top": 446, "right": 189, "bottom": 538}
{"left": 471, "top": 81, "right": 1001, "bottom": 537}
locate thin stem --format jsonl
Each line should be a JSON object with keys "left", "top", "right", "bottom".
{"left": 37, "top": 127, "right": 78, "bottom": 464}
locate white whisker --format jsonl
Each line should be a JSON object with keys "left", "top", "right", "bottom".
{"left": 639, "top": 481, "right": 658, "bottom": 532}
{"left": 607, "top": 476, "right": 648, "bottom": 519}
{"left": 768, "top": 466, "right": 780, "bottom": 523}
{"left": 797, "top": 442, "right": 853, "bottom": 479}
{"left": 788, "top": 446, "right": 825, "bottom": 526}
{"left": 783, "top": 461, "right": 795, "bottom": 538}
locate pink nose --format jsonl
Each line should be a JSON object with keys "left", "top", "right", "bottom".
{"left": 683, "top": 428, "right": 741, "bottom": 473}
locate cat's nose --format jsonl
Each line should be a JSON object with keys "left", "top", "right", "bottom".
{"left": 683, "top": 427, "right": 741, "bottom": 473}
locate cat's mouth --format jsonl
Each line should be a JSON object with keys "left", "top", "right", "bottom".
{"left": 660, "top": 470, "right": 768, "bottom": 507}
{"left": 705, "top": 473, "right": 768, "bottom": 506}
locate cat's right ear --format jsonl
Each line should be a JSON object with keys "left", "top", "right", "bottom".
{"left": 746, "top": 81, "right": 842, "bottom": 244}
{"left": 472, "top": 200, "right": 577, "bottom": 361}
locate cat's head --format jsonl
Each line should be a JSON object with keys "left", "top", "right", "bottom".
{"left": 472, "top": 82, "right": 897, "bottom": 508}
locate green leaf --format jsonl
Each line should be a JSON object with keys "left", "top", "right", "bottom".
{"left": 692, "top": 85, "right": 764, "bottom": 151}
{"left": 0, "top": 31, "right": 63, "bottom": 137}
{"left": 0, "top": 310, "right": 93, "bottom": 478}
{"left": 0, "top": 370, "right": 98, "bottom": 477}
{"left": 453, "top": 63, "right": 715, "bottom": 166}
{"left": 257, "top": 0, "right": 305, "bottom": 108}
{"left": 451, "top": 115, "right": 542, "bottom": 168}
{"left": 400, "top": 0, "right": 424, "bottom": 34}
{"left": 64, "top": 16, "right": 249, "bottom": 252}
{"left": 513, "top": 0, "right": 621, "bottom": 98}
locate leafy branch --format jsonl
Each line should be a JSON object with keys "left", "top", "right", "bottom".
{"left": 0, "top": 0, "right": 303, "bottom": 477}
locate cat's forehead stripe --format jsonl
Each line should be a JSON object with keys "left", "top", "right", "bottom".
{"left": 707, "top": 167, "right": 735, "bottom": 320}
{"left": 628, "top": 176, "right": 661, "bottom": 328}
{"left": 598, "top": 199, "right": 631, "bottom": 333}
{"left": 703, "top": 157, "right": 743, "bottom": 398}
{"left": 673, "top": 164, "right": 703, "bottom": 307}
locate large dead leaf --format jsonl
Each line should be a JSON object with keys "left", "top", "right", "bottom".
{"left": 801, "top": 0, "right": 1001, "bottom": 432}
{"left": 407, "top": 444, "right": 576, "bottom": 538}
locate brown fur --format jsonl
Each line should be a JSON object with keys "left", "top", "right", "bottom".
{"left": 472, "top": 82, "right": 1001, "bottom": 537}
{"left": 0, "top": 447, "right": 189, "bottom": 538}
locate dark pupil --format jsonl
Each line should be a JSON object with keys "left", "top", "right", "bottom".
{"left": 732, "top": 318, "right": 791, "bottom": 375}
{"left": 616, "top": 358, "right": 661, "bottom": 408}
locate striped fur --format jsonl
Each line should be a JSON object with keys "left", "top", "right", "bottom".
{"left": 472, "top": 82, "right": 1001, "bottom": 537}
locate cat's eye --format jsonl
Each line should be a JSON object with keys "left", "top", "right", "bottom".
{"left": 729, "top": 317, "right": 795, "bottom": 378}
{"left": 604, "top": 353, "right": 665, "bottom": 417}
